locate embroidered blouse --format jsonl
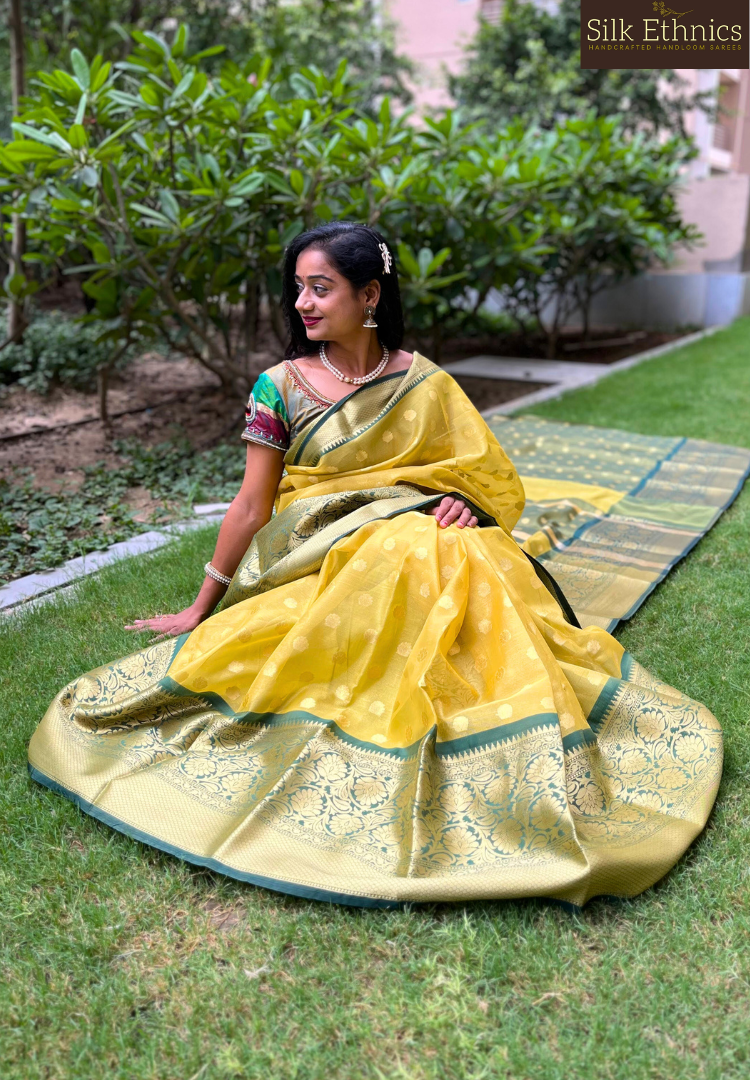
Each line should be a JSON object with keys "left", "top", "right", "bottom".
{"left": 242, "top": 360, "right": 336, "bottom": 453}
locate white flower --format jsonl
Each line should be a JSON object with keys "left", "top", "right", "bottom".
{"left": 353, "top": 559, "right": 367, "bottom": 571}
{"left": 497, "top": 704, "right": 513, "bottom": 720}
{"left": 325, "top": 613, "right": 341, "bottom": 629}
{"left": 284, "top": 597, "right": 298, "bottom": 609}
{"left": 292, "top": 636, "right": 308, "bottom": 652}
{"left": 300, "top": 697, "right": 316, "bottom": 709}
{"left": 397, "top": 642, "right": 412, "bottom": 657}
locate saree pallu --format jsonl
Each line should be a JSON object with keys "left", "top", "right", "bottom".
{"left": 28, "top": 355, "right": 722, "bottom": 908}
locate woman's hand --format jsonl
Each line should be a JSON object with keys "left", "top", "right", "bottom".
{"left": 125, "top": 604, "right": 207, "bottom": 643}
{"left": 429, "top": 496, "right": 479, "bottom": 529}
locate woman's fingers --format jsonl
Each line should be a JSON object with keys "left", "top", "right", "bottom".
{"left": 427, "top": 497, "right": 478, "bottom": 529}
{"left": 125, "top": 615, "right": 176, "bottom": 632}
{"left": 429, "top": 496, "right": 455, "bottom": 524}
{"left": 439, "top": 499, "right": 466, "bottom": 528}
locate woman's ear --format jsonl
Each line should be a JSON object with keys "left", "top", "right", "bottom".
{"left": 363, "top": 279, "right": 381, "bottom": 306}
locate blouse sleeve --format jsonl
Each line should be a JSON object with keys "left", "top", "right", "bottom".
{"left": 241, "top": 371, "right": 290, "bottom": 452}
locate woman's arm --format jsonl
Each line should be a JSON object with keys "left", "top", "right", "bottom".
{"left": 125, "top": 442, "right": 285, "bottom": 639}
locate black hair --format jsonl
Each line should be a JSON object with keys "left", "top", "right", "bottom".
{"left": 281, "top": 221, "right": 404, "bottom": 361}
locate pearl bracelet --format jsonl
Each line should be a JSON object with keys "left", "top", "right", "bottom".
{"left": 204, "top": 561, "right": 232, "bottom": 586}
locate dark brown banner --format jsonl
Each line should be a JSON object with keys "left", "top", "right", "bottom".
{"left": 580, "top": 0, "right": 749, "bottom": 68}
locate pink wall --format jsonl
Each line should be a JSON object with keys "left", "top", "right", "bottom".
{"left": 385, "top": 0, "right": 482, "bottom": 111}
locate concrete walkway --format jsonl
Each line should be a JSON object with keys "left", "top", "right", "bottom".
{"left": 441, "top": 326, "right": 720, "bottom": 416}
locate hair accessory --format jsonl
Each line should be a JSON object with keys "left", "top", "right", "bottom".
{"left": 204, "top": 561, "right": 232, "bottom": 586}
{"left": 363, "top": 305, "right": 378, "bottom": 328}
{"left": 319, "top": 342, "right": 389, "bottom": 385}
{"left": 378, "top": 241, "right": 393, "bottom": 274}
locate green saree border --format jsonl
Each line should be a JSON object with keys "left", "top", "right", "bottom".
{"left": 28, "top": 764, "right": 584, "bottom": 913}
{"left": 27, "top": 764, "right": 402, "bottom": 910}
{"left": 159, "top": 674, "right": 586, "bottom": 760}
{"left": 289, "top": 362, "right": 438, "bottom": 467}
{"left": 290, "top": 365, "right": 411, "bottom": 464}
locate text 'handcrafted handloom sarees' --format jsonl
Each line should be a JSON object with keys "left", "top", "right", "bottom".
{"left": 28, "top": 353, "right": 722, "bottom": 908}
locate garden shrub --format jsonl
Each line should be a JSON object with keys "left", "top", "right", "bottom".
{"left": 0, "top": 311, "right": 133, "bottom": 394}
{"left": 0, "top": 25, "right": 699, "bottom": 380}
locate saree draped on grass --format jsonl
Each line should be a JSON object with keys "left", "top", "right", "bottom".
{"left": 29, "top": 354, "right": 723, "bottom": 908}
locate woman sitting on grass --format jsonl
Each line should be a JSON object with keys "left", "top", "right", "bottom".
{"left": 28, "top": 222, "right": 722, "bottom": 909}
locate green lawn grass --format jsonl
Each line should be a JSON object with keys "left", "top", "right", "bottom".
{"left": 2, "top": 320, "right": 750, "bottom": 1080}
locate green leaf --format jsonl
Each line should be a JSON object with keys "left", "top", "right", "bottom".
{"left": 172, "top": 70, "right": 195, "bottom": 100}
{"left": 231, "top": 173, "right": 264, "bottom": 197}
{"left": 396, "top": 243, "right": 420, "bottom": 277}
{"left": 70, "top": 49, "right": 91, "bottom": 90}
{"left": 132, "top": 30, "right": 170, "bottom": 58}
{"left": 3, "top": 140, "right": 58, "bottom": 162}
{"left": 68, "top": 124, "right": 88, "bottom": 150}
{"left": 90, "top": 61, "right": 112, "bottom": 93}
{"left": 280, "top": 220, "right": 304, "bottom": 246}
{"left": 79, "top": 165, "right": 99, "bottom": 188}
{"left": 172, "top": 25, "right": 190, "bottom": 58}
{"left": 74, "top": 92, "right": 88, "bottom": 126}
{"left": 11, "top": 123, "right": 71, "bottom": 152}
{"left": 186, "top": 45, "right": 226, "bottom": 63}
{"left": 139, "top": 83, "right": 161, "bottom": 107}
{"left": 158, "top": 189, "right": 180, "bottom": 223}
{"left": 289, "top": 170, "right": 304, "bottom": 196}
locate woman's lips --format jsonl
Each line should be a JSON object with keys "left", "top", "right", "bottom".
{"left": 302, "top": 317, "right": 322, "bottom": 326}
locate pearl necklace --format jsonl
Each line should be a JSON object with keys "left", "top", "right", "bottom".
{"left": 319, "top": 342, "right": 389, "bottom": 385}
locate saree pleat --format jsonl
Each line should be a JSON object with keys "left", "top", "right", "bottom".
{"left": 28, "top": 354, "right": 724, "bottom": 907}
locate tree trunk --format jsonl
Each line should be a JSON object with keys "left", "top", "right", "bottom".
{"left": 97, "top": 363, "right": 112, "bottom": 429}
{"left": 581, "top": 284, "right": 592, "bottom": 342}
{"left": 8, "top": 0, "right": 26, "bottom": 345}
{"left": 431, "top": 317, "right": 442, "bottom": 365}
{"left": 266, "top": 285, "right": 287, "bottom": 351}
{"left": 243, "top": 276, "right": 259, "bottom": 355}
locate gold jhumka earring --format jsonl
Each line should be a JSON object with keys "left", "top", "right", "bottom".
{"left": 363, "top": 305, "right": 378, "bottom": 328}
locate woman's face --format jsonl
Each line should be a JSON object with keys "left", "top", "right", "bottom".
{"left": 294, "top": 247, "right": 380, "bottom": 342}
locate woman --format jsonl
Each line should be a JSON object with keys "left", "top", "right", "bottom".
{"left": 28, "top": 223, "right": 722, "bottom": 909}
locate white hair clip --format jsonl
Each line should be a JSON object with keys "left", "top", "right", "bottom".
{"left": 378, "top": 241, "right": 393, "bottom": 274}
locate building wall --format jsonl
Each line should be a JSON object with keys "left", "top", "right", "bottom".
{"left": 384, "top": 2, "right": 750, "bottom": 328}
{"left": 384, "top": 0, "right": 483, "bottom": 111}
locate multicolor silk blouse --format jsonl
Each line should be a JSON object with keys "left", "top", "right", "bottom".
{"left": 242, "top": 360, "right": 335, "bottom": 452}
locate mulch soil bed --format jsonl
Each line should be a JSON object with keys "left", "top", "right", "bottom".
{"left": 1, "top": 294, "right": 692, "bottom": 492}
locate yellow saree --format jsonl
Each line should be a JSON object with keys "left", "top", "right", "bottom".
{"left": 28, "top": 354, "right": 722, "bottom": 908}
